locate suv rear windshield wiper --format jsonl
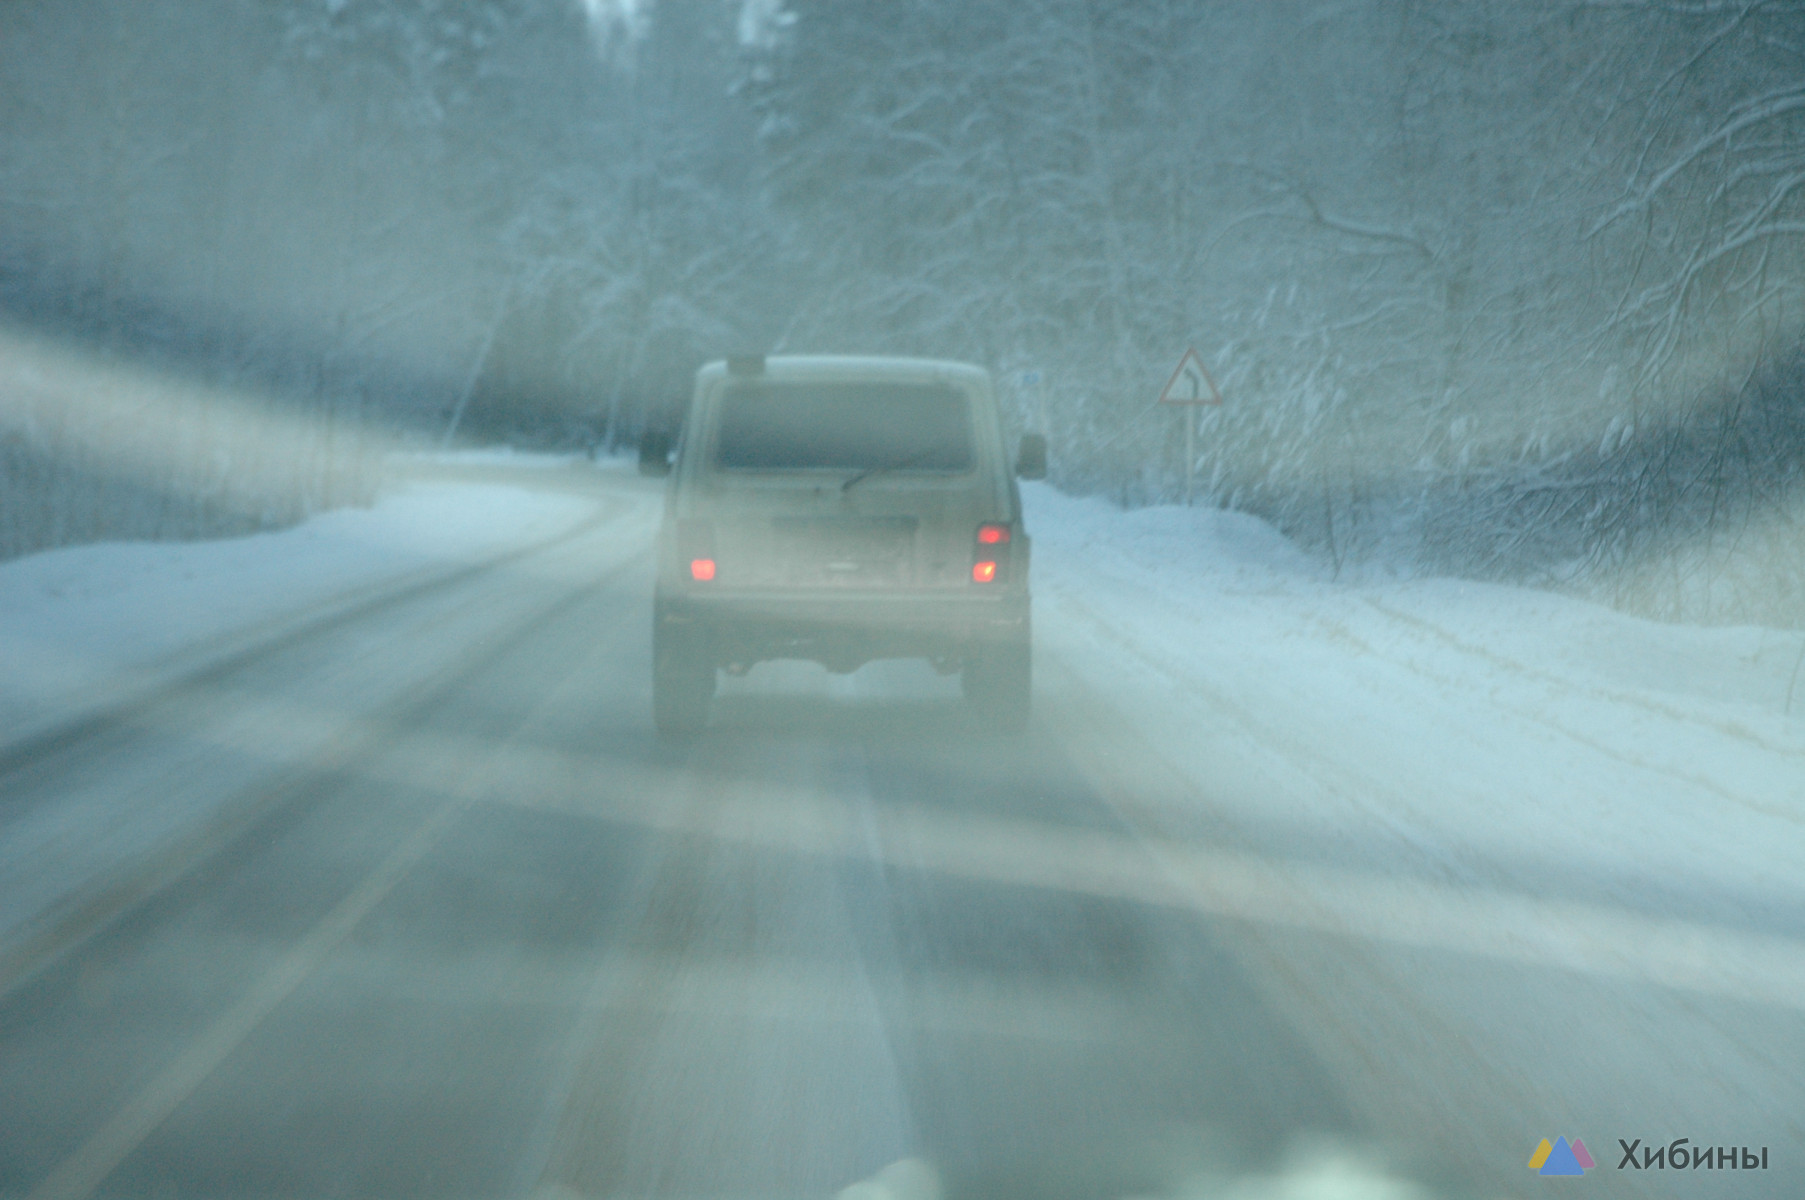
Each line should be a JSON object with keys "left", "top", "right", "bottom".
{"left": 840, "top": 441, "right": 955, "bottom": 492}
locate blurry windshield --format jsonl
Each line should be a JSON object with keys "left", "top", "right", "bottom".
{"left": 3, "top": 4, "right": 1805, "bottom": 1200}
{"left": 712, "top": 381, "right": 972, "bottom": 472}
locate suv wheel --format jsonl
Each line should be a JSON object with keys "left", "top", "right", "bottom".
{"left": 654, "top": 622, "right": 715, "bottom": 739}
{"left": 962, "top": 636, "right": 1030, "bottom": 732}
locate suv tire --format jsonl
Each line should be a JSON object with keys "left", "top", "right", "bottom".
{"left": 654, "top": 621, "right": 715, "bottom": 739}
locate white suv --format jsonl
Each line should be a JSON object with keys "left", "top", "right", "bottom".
{"left": 641, "top": 355, "right": 1045, "bottom": 738}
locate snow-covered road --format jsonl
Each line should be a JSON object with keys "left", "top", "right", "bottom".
{"left": 1, "top": 459, "right": 1800, "bottom": 1198}
{"left": 1027, "top": 486, "right": 1805, "bottom": 1195}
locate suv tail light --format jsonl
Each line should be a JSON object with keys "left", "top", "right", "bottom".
{"left": 678, "top": 521, "right": 716, "bottom": 583}
{"left": 973, "top": 522, "right": 1011, "bottom": 583}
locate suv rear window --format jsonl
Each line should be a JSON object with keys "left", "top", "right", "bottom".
{"left": 712, "top": 381, "right": 973, "bottom": 471}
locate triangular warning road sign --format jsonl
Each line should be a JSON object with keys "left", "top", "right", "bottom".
{"left": 1158, "top": 347, "right": 1222, "bottom": 405}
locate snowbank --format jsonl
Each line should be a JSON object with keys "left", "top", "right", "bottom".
{"left": 1032, "top": 483, "right": 1805, "bottom": 723}
{"left": 0, "top": 478, "right": 600, "bottom": 744}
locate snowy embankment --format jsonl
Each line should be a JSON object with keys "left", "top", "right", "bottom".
{"left": 0, "top": 469, "right": 600, "bottom": 751}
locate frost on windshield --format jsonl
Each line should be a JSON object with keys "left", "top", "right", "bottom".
{"left": 3, "top": 5, "right": 1805, "bottom": 1200}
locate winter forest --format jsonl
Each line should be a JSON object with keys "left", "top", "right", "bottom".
{"left": 3, "top": 0, "right": 1804, "bottom": 622}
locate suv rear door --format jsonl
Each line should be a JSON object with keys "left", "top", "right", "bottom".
{"left": 677, "top": 366, "right": 1012, "bottom": 594}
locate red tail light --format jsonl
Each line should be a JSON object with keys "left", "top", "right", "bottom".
{"left": 678, "top": 520, "right": 716, "bottom": 583}
{"left": 973, "top": 522, "right": 1010, "bottom": 583}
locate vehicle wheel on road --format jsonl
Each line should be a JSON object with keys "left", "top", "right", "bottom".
{"left": 963, "top": 636, "right": 1031, "bottom": 732}
{"left": 654, "top": 624, "right": 715, "bottom": 739}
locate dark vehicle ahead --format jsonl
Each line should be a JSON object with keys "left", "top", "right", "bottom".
{"left": 645, "top": 355, "right": 1046, "bottom": 737}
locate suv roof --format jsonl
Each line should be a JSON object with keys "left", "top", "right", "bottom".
{"left": 698, "top": 355, "right": 992, "bottom": 388}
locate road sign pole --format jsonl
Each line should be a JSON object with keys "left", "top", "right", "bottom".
{"left": 1185, "top": 409, "right": 1195, "bottom": 507}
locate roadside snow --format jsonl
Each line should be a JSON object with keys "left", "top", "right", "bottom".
{"left": 1028, "top": 484, "right": 1805, "bottom": 878}
{"left": 1033, "top": 484, "right": 1805, "bottom": 721}
{"left": 0, "top": 477, "right": 598, "bottom": 744}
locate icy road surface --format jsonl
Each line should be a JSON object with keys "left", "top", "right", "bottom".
{"left": 0, "top": 459, "right": 1801, "bottom": 1200}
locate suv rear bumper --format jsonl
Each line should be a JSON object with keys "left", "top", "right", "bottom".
{"left": 655, "top": 587, "right": 1029, "bottom": 672}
